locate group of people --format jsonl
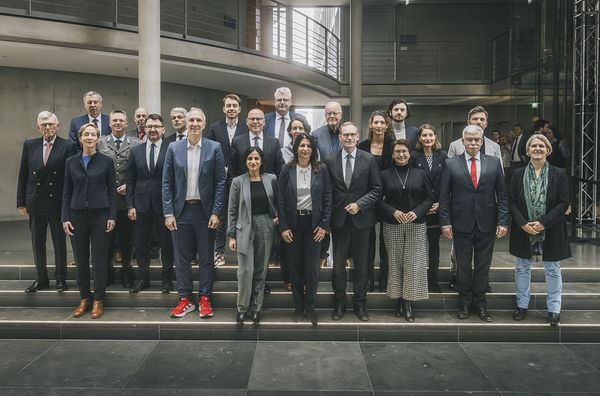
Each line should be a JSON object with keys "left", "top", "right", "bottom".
{"left": 17, "top": 88, "right": 570, "bottom": 327}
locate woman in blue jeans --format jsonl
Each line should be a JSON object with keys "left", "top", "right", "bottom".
{"left": 508, "top": 134, "right": 571, "bottom": 326}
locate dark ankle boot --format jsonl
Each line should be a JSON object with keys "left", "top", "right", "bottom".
{"left": 395, "top": 299, "right": 404, "bottom": 317}
{"left": 405, "top": 300, "right": 415, "bottom": 322}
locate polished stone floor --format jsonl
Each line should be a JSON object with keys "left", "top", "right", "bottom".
{"left": 2, "top": 340, "right": 600, "bottom": 395}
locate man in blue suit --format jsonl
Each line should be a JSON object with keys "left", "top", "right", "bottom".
{"left": 68, "top": 91, "right": 111, "bottom": 151}
{"left": 163, "top": 107, "right": 226, "bottom": 319}
{"left": 312, "top": 101, "right": 343, "bottom": 160}
{"left": 263, "top": 87, "right": 300, "bottom": 147}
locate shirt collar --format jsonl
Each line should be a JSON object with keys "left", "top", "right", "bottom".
{"left": 111, "top": 134, "right": 126, "bottom": 143}
{"left": 226, "top": 118, "right": 238, "bottom": 128}
{"left": 187, "top": 139, "right": 202, "bottom": 149}
{"left": 465, "top": 151, "right": 481, "bottom": 161}
{"left": 278, "top": 113, "right": 290, "bottom": 122}
{"left": 250, "top": 131, "right": 263, "bottom": 140}
{"left": 344, "top": 147, "right": 357, "bottom": 158}
{"left": 44, "top": 136, "right": 57, "bottom": 146}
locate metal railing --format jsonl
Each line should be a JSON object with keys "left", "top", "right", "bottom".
{"left": 0, "top": 0, "right": 343, "bottom": 81}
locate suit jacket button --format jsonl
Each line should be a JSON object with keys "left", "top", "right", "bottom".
{"left": 49, "top": 182, "right": 53, "bottom": 186}
{"left": 49, "top": 194, "right": 53, "bottom": 198}
{"left": 33, "top": 171, "right": 36, "bottom": 175}
{"left": 53, "top": 171, "right": 57, "bottom": 174}
{"left": 37, "top": 182, "right": 40, "bottom": 186}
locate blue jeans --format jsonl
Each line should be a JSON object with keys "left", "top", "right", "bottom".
{"left": 515, "top": 258, "right": 562, "bottom": 313}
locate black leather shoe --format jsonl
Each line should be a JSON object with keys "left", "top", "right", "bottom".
{"left": 448, "top": 275, "right": 457, "bottom": 291}
{"left": 331, "top": 304, "right": 345, "bottom": 321}
{"left": 486, "top": 284, "right": 493, "bottom": 293}
{"left": 395, "top": 299, "right": 404, "bottom": 317}
{"left": 264, "top": 284, "right": 271, "bottom": 294}
{"left": 161, "top": 278, "right": 173, "bottom": 293}
{"left": 306, "top": 308, "right": 319, "bottom": 326}
{"left": 121, "top": 269, "right": 134, "bottom": 289}
{"left": 513, "top": 308, "right": 528, "bottom": 321}
{"left": 548, "top": 312, "right": 560, "bottom": 327}
{"left": 56, "top": 280, "right": 68, "bottom": 293}
{"left": 236, "top": 311, "right": 246, "bottom": 326}
{"left": 354, "top": 306, "right": 369, "bottom": 321}
{"left": 477, "top": 307, "right": 493, "bottom": 322}
{"left": 129, "top": 280, "right": 149, "bottom": 293}
{"left": 292, "top": 308, "right": 304, "bottom": 323}
{"left": 404, "top": 301, "right": 415, "bottom": 322}
{"left": 25, "top": 280, "right": 49, "bottom": 293}
{"left": 251, "top": 311, "right": 261, "bottom": 326}
{"left": 457, "top": 305, "right": 470, "bottom": 319}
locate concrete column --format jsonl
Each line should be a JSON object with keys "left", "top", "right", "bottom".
{"left": 138, "top": 0, "right": 161, "bottom": 113}
{"left": 350, "top": 0, "right": 363, "bottom": 133}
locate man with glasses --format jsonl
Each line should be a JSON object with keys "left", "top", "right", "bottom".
{"left": 439, "top": 125, "right": 509, "bottom": 322}
{"left": 323, "top": 122, "right": 382, "bottom": 321}
{"left": 18, "top": 111, "right": 75, "bottom": 293}
{"left": 312, "top": 101, "right": 344, "bottom": 159}
{"left": 263, "top": 87, "right": 301, "bottom": 148}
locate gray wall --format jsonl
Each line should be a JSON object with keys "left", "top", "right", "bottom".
{"left": 1, "top": 66, "right": 241, "bottom": 221}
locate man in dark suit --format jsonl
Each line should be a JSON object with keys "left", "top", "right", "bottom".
{"left": 312, "top": 101, "right": 343, "bottom": 159}
{"left": 229, "top": 108, "right": 284, "bottom": 180}
{"left": 206, "top": 93, "right": 248, "bottom": 267}
{"left": 164, "top": 107, "right": 188, "bottom": 144}
{"left": 263, "top": 87, "right": 300, "bottom": 147}
{"left": 387, "top": 98, "right": 418, "bottom": 149}
{"left": 439, "top": 125, "right": 510, "bottom": 322}
{"left": 17, "top": 111, "right": 74, "bottom": 293}
{"left": 323, "top": 122, "right": 382, "bottom": 322}
{"left": 97, "top": 110, "right": 141, "bottom": 288}
{"left": 126, "top": 114, "right": 174, "bottom": 293}
{"left": 127, "top": 106, "right": 149, "bottom": 142}
{"left": 163, "top": 107, "right": 226, "bottom": 319}
{"left": 68, "top": 91, "right": 111, "bottom": 151}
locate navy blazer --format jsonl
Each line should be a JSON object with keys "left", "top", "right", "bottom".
{"left": 126, "top": 140, "right": 168, "bottom": 214}
{"left": 277, "top": 163, "right": 333, "bottom": 233}
{"left": 228, "top": 133, "right": 284, "bottom": 181}
{"left": 438, "top": 153, "right": 510, "bottom": 233}
{"left": 17, "top": 136, "right": 75, "bottom": 215}
{"left": 411, "top": 150, "right": 448, "bottom": 200}
{"left": 263, "top": 111, "right": 301, "bottom": 139}
{"left": 323, "top": 149, "right": 383, "bottom": 230}
{"left": 206, "top": 119, "right": 248, "bottom": 168}
{"left": 61, "top": 152, "right": 117, "bottom": 222}
{"left": 311, "top": 124, "right": 341, "bottom": 159}
{"left": 162, "top": 137, "right": 226, "bottom": 220}
{"left": 68, "top": 114, "right": 111, "bottom": 149}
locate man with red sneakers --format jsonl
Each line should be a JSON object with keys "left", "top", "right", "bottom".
{"left": 163, "top": 107, "right": 226, "bottom": 318}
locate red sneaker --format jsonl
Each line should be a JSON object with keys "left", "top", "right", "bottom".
{"left": 199, "top": 295, "right": 214, "bottom": 318}
{"left": 170, "top": 296, "right": 195, "bottom": 318}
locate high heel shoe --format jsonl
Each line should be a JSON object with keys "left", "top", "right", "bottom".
{"left": 395, "top": 299, "right": 404, "bottom": 317}
{"left": 404, "top": 300, "right": 415, "bottom": 322}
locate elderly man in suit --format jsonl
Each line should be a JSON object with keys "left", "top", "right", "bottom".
{"left": 126, "top": 114, "right": 174, "bottom": 293}
{"left": 439, "top": 125, "right": 510, "bottom": 322}
{"left": 324, "top": 122, "right": 382, "bottom": 322}
{"left": 164, "top": 107, "right": 188, "bottom": 144}
{"left": 163, "top": 107, "right": 226, "bottom": 319}
{"left": 97, "top": 110, "right": 141, "bottom": 289}
{"left": 17, "top": 111, "right": 74, "bottom": 293}
{"left": 387, "top": 98, "right": 418, "bottom": 149}
{"left": 207, "top": 93, "right": 249, "bottom": 267}
{"left": 447, "top": 106, "right": 502, "bottom": 161}
{"left": 312, "top": 101, "right": 343, "bottom": 160}
{"left": 68, "top": 91, "right": 111, "bottom": 150}
{"left": 128, "top": 106, "right": 149, "bottom": 142}
{"left": 263, "top": 87, "right": 300, "bottom": 147}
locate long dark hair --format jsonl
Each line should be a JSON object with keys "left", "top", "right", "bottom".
{"left": 242, "top": 146, "right": 265, "bottom": 174}
{"left": 288, "top": 132, "right": 320, "bottom": 171}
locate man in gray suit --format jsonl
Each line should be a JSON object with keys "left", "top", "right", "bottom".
{"left": 97, "top": 110, "right": 141, "bottom": 288}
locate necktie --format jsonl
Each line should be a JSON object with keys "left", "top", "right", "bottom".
{"left": 511, "top": 136, "right": 519, "bottom": 161}
{"left": 139, "top": 128, "right": 145, "bottom": 140}
{"left": 278, "top": 117, "right": 286, "bottom": 147}
{"left": 43, "top": 142, "right": 53, "bottom": 165}
{"left": 92, "top": 118, "right": 99, "bottom": 130}
{"left": 470, "top": 157, "right": 478, "bottom": 189}
{"left": 177, "top": 134, "right": 184, "bottom": 140}
{"left": 344, "top": 154, "right": 353, "bottom": 189}
{"left": 149, "top": 143, "right": 156, "bottom": 173}
{"left": 253, "top": 136, "right": 259, "bottom": 147}
{"left": 115, "top": 139, "right": 122, "bottom": 151}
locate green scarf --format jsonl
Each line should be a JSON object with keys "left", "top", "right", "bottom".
{"left": 523, "top": 161, "right": 549, "bottom": 260}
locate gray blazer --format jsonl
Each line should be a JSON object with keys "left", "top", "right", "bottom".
{"left": 447, "top": 136, "right": 503, "bottom": 166}
{"left": 227, "top": 173, "right": 278, "bottom": 255}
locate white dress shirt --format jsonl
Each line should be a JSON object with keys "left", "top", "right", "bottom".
{"left": 146, "top": 138, "right": 162, "bottom": 172}
{"left": 248, "top": 131, "right": 264, "bottom": 150}
{"left": 226, "top": 119, "right": 238, "bottom": 143}
{"left": 342, "top": 148, "right": 357, "bottom": 181}
{"left": 185, "top": 140, "right": 202, "bottom": 200}
{"left": 465, "top": 151, "right": 481, "bottom": 183}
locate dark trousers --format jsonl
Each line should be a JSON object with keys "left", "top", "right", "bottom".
{"left": 279, "top": 240, "right": 290, "bottom": 283}
{"left": 426, "top": 226, "right": 441, "bottom": 283}
{"left": 320, "top": 233, "right": 330, "bottom": 259}
{"left": 171, "top": 203, "right": 215, "bottom": 299}
{"left": 109, "top": 209, "right": 134, "bottom": 272}
{"left": 453, "top": 229, "right": 496, "bottom": 308}
{"left": 332, "top": 216, "right": 370, "bottom": 307}
{"left": 367, "top": 222, "right": 388, "bottom": 288}
{"left": 69, "top": 209, "right": 110, "bottom": 300}
{"left": 287, "top": 214, "right": 322, "bottom": 310}
{"left": 134, "top": 209, "right": 174, "bottom": 282}
{"left": 29, "top": 213, "right": 67, "bottom": 282}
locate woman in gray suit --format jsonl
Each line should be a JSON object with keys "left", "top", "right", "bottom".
{"left": 228, "top": 147, "right": 278, "bottom": 326}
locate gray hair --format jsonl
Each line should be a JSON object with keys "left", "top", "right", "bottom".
{"left": 462, "top": 125, "right": 484, "bottom": 138}
{"left": 325, "top": 101, "right": 342, "bottom": 113}
{"left": 274, "top": 87, "right": 292, "bottom": 98}
{"left": 170, "top": 107, "right": 187, "bottom": 117}
{"left": 186, "top": 107, "right": 206, "bottom": 122}
{"left": 83, "top": 91, "right": 102, "bottom": 102}
{"left": 37, "top": 111, "right": 58, "bottom": 125}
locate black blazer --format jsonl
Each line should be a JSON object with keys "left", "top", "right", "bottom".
{"left": 411, "top": 150, "right": 448, "bottom": 200}
{"left": 228, "top": 133, "right": 284, "bottom": 180}
{"left": 17, "top": 137, "right": 75, "bottom": 215}
{"left": 358, "top": 138, "right": 393, "bottom": 170}
{"left": 206, "top": 119, "right": 249, "bottom": 168}
{"left": 323, "top": 149, "right": 382, "bottom": 230}
{"left": 439, "top": 153, "right": 510, "bottom": 233}
{"left": 278, "top": 163, "right": 333, "bottom": 233}
{"left": 509, "top": 165, "right": 571, "bottom": 261}
{"left": 61, "top": 152, "right": 117, "bottom": 222}
{"left": 378, "top": 166, "right": 434, "bottom": 224}
{"left": 126, "top": 140, "right": 168, "bottom": 214}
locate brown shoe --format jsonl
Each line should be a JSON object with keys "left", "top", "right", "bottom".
{"left": 91, "top": 300, "right": 104, "bottom": 319}
{"left": 283, "top": 282, "right": 292, "bottom": 291}
{"left": 73, "top": 298, "right": 90, "bottom": 318}
{"left": 113, "top": 252, "right": 122, "bottom": 264}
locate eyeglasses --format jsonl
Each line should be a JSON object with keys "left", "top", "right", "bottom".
{"left": 326, "top": 112, "right": 341, "bottom": 117}
{"left": 248, "top": 117, "right": 264, "bottom": 122}
{"left": 146, "top": 125, "right": 164, "bottom": 130}
{"left": 341, "top": 133, "right": 358, "bottom": 139}
{"left": 463, "top": 137, "right": 483, "bottom": 143}
{"left": 39, "top": 123, "right": 57, "bottom": 128}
